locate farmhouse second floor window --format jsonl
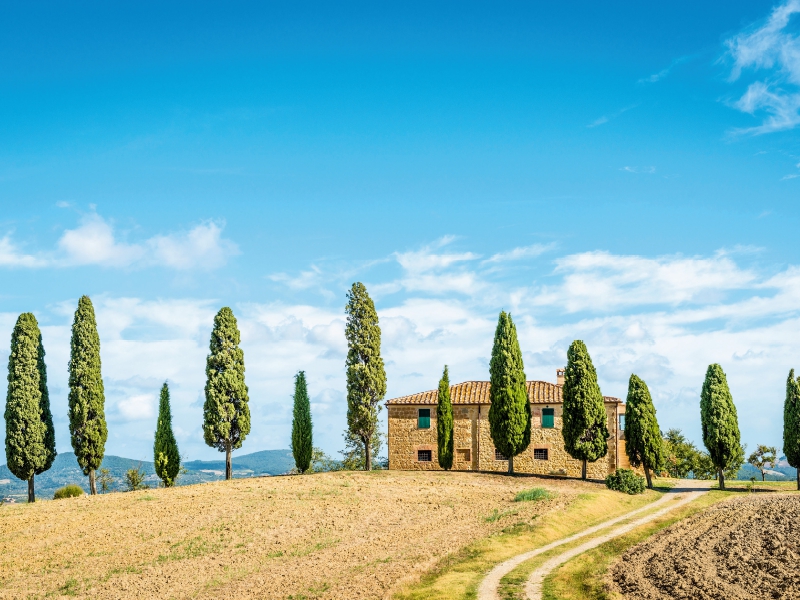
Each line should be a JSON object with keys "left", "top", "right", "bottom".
{"left": 417, "top": 449, "right": 432, "bottom": 462}
{"left": 619, "top": 414, "right": 625, "bottom": 431}
{"left": 418, "top": 408, "right": 431, "bottom": 429}
{"left": 533, "top": 448, "right": 549, "bottom": 460}
{"left": 542, "top": 408, "right": 555, "bottom": 428}
{"left": 495, "top": 449, "right": 508, "bottom": 461}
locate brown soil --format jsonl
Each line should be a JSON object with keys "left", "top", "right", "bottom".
{"left": 0, "top": 469, "right": 586, "bottom": 599}
{"left": 610, "top": 493, "right": 800, "bottom": 600}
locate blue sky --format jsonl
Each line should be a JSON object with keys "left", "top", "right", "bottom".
{"left": 3, "top": 1, "right": 800, "bottom": 463}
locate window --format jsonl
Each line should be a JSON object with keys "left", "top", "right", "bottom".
{"left": 533, "top": 448, "right": 549, "bottom": 460}
{"left": 619, "top": 414, "right": 625, "bottom": 431}
{"left": 418, "top": 408, "right": 431, "bottom": 429}
{"left": 417, "top": 449, "right": 432, "bottom": 462}
{"left": 542, "top": 408, "right": 555, "bottom": 429}
{"left": 457, "top": 448, "right": 471, "bottom": 462}
{"left": 495, "top": 449, "right": 508, "bottom": 461}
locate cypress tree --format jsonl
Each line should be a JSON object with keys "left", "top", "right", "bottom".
{"left": 783, "top": 369, "right": 800, "bottom": 491}
{"left": 291, "top": 370, "right": 313, "bottom": 474}
{"left": 562, "top": 340, "right": 608, "bottom": 480}
{"left": 624, "top": 374, "right": 664, "bottom": 489}
{"left": 700, "top": 363, "right": 742, "bottom": 490}
{"left": 488, "top": 311, "right": 530, "bottom": 474}
{"left": 203, "top": 307, "right": 250, "bottom": 480}
{"left": 154, "top": 382, "right": 180, "bottom": 487}
{"left": 68, "top": 296, "right": 107, "bottom": 495}
{"left": 5, "top": 313, "right": 56, "bottom": 503}
{"left": 436, "top": 365, "right": 454, "bottom": 470}
{"left": 345, "top": 282, "right": 387, "bottom": 471}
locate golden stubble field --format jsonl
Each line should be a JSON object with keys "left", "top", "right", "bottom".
{"left": 0, "top": 469, "right": 595, "bottom": 599}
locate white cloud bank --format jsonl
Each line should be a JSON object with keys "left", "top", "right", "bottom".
{"left": 0, "top": 213, "right": 238, "bottom": 270}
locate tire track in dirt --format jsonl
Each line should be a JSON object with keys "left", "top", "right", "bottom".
{"left": 477, "top": 480, "right": 710, "bottom": 600}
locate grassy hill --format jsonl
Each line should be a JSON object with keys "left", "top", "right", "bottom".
{"left": 0, "top": 449, "right": 295, "bottom": 500}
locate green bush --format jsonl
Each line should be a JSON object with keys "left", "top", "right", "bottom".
{"left": 514, "top": 487, "right": 555, "bottom": 502}
{"left": 53, "top": 484, "right": 85, "bottom": 500}
{"left": 605, "top": 468, "right": 646, "bottom": 495}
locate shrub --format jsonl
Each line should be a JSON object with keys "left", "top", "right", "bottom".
{"left": 53, "top": 484, "right": 85, "bottom": 500}
{"left": 514, "top": 487, "right": 555, "bottom": 502}
{"left": 605, "top": 468, "right": 646, "bottom": 495}
{"left": 125, "top": 466, "right": 149, "bottom": 492}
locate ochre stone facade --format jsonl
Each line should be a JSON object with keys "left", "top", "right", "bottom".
{"left": 387, "top": 380, "right": 626, "bottom": 479}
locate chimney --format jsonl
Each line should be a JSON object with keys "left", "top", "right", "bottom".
{"left": 556, "top": 368, "right": 565, "bottom": 386}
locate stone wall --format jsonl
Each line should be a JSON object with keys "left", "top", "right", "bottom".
{"left": 389, "top": 401, "right": 623, "bottom": 478}
{"left": 387, "top": 405, "right": 479, "bottom": 470}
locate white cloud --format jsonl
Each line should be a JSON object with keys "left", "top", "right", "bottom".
{"left": 2, "top": 213, "right": 238, "bottom": 271}
{"left": 638, "top": 56, "right": 693, "bottom": 84}
{"left": 620, "top": 166, "right": 656, "bottom": 174}
{"left": 0, "top": 235, "right": 47, "bottom": 268}
{"left": 534, "top": 251, "right": 757, "bottom": 312}
{"left": 726, "top": 0, "right": 800, "bottom": 133}
{"left": 483, "top": 243, "right": 554, "bottom": 264}
{"left": 587, "top": 105, "right": 637, "bottom": 128}
{"left": 117, "top": 394, "right": 156, "bottom": 420}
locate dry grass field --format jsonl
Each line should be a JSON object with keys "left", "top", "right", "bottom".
{"left": 0, "top": 470, "right": 594, "bottom": 599}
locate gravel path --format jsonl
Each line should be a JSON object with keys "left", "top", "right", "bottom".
{"left": 476, "top": 480, "right": 710, "bottom": 600}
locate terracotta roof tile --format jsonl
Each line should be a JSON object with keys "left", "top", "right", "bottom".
{"left": 385, "top": 380, "right": 621, "bottom": 405}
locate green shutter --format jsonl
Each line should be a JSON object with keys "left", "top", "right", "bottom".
{"left": 542, "top": 408, "right": 554, "bottom": 428}
{"left": 418, "top": 408, "right": 431, "bottom": 429}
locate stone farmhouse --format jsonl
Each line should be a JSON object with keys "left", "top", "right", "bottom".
{"left": 386, "top": 369, "right": 630, "bottom": 479}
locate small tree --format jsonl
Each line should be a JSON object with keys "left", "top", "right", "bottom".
{"left": 340, "top": 429, "right": 384, "bottom": 470}
{"left": 4, "top": 313, "right": 56, "bottom": 503}
{"left": 344, "top": 283, "right": 387, "bottom": 471}
{"left": 124, "top": 465, "right": 148, "bottom": 491}
{"left": 203, "top": 307, "right": 250, "bottom": 480}
{"left": 624, "top": 374, "right": 664, "bottom": 489}
{"left": 154, "top": 382, "right": 180, "bottom": 487}
{"left": 700, "top": 363, "right": 743, "bottom": 490}
{"left": 662, "top": 429, "right": 698, "bottom": 478}
{"left": 97, "top": 467, "right": 115, "bottom": 493}
{"left": 562, "top": 340, "right": 608, "bottom": 480}
{"left": 436, "top": 365, "right": 454, "bottom": 470}
{"left": 488, "top": 312, "right": 530, "bottom": 474}
{"left": 291, "top": 371, "right": 313, "bottom": 474}
{"left": 784, "top": 369, "right": 800, "bottom": 491}
{"left": 68, "top": 296, "right": 107, "bottom": 495}
{"left": 747, "top": 445, "right": 777, "bottom": 482}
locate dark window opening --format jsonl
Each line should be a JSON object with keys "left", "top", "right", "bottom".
{"left": 418, "top": 408, "right": 431, "bottom": 429}
{"left": 542, "top": 408, "right": 555, "bottom": 429}
{"left": 495, "top": 449, "right": 508, "bottom": 461}
{"left": 417, "top": 449, "right": 432, "bottom": 462}
{"left": 533, "top": 448, "right": 549, "bottom": 460}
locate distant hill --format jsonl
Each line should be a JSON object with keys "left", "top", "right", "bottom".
{"left": 0, "top": 449, "right": 295, "bottom": 501}
{"left": 736, "top": 456, "right": 797, "bottom": 481}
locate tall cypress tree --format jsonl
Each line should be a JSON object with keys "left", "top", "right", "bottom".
{"left": 624, "top": 374, "right": 664, "bottom": 489}
{"left": 5, "top": 313, "right": 56, "bottom": 503}
{"left": 68, "top": 296, "right": 107, "bottom": 495}
{"left": 203, "top": 307, "right": 250, "bottom": 480}
{"left": 488, "top": 311, "right": 530, "bottom": 474}
{"left": 291, "top": 370, "right": 313, "bottom": 474}
{"left": 345, "top": 282, "right": 386, "bottom": 471}
{"left": 700, "top": 363, "right": 742, "bottom": 490}
{"left": 436, "top": 365, "right": 454, "bottom": 471}
{"left": 783, "top": 369, "right": 800, "bottom": 491}
{"left": 562, "top": 340, "right": 608, "bottom": 480}
{"left": 154, "top": 382, "right": 180, "bottom": 487}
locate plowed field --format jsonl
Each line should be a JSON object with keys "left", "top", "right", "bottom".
{"left": 0, "top": 470, "right": 586, "bottom": 599}
{"left": 611, "top": 493, "right": 800, "bottom": 600}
